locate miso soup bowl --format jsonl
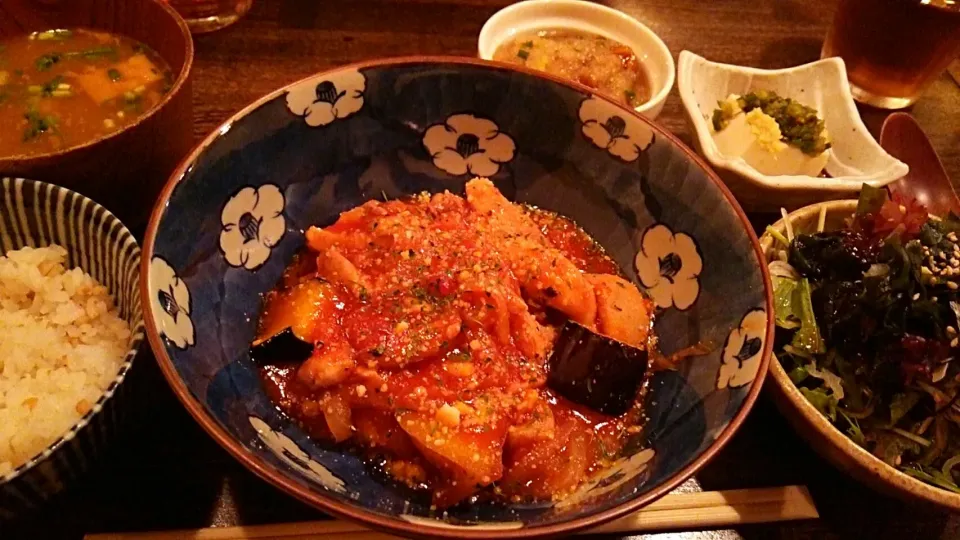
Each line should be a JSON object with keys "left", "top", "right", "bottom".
{"left": 142, "top": 57, "right": 772, "bottom": 538}
{"left": 478, "top": 0, "right": 675, "bottom": 120}
{"left": 0, "top": 0, "right": 194, "bottom": 232}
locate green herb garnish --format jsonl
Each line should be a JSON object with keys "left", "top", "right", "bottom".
{"left": 714, "top": 90, "right": 830, "bottom": 155}
{"left": 107, "top": 68, "right": 122, "bottom": 82}
{"left": 35, "top": 53, "right": 62, "bottom": 71}
{"left": 22, "top": 110, "right": 59, "bottom": 142}
{"left": 521, "top": 41, "right": 534, "bottom": 48}
{"left": 412, "top": 286, "right": 430, "bottom": 301}
{"left": 39, "top": 75, "right": 64, "bottom": 97}
{"left": 517, "top": 49, "right": 529, "bottom": 61}
{"left": 902, "top": 465, "right": 960, "bottom": 494}
{"left": 67, "top": 46, "right": 118, "bottom": 61}
{"left": 839, "top": 411, "right": 866, "bottom": 447}
{"left": 39, "top": 46, "right": 118, "bottom": 70}
{"left": 799, "top": 387, "right": 838, "bottom": 421}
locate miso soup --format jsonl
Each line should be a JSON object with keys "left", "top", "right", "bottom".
{"left": 0, "top": 28, "right": 174, "bottom": 158}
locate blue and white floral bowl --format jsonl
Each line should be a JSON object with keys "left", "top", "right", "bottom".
{"left": 142, "top": 58, "right": 773, "bottom": 538}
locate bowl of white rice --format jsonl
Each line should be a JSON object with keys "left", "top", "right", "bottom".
{"left": 0, "top": 178, "right": 143, "bottom": 518}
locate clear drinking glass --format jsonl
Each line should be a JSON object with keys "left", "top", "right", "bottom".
{"left": 166, "top": 0, "right": 253, "bottom": 34}
{"left": 821, "top": 0, "right": 960, "bottom": 109}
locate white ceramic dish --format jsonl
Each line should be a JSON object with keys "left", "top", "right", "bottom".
{"left": 677, "top": 51, "right": 909, "bottom": 212}
{"left": 478, "top": 0, "right": 675, "bottom": 120}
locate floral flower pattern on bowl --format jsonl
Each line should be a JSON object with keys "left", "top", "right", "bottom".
{"left": 555, "top": 448, "right": 656, "bottom": 509}
{"left": 219, "top": 184, "right": 286, "bottom": 271}
{"left": 285, "top": 70, "right": 366, "bottom": 127}
{"left": 634, "top": 224, "right": 702, "bottom": 310}
{"left": 142, "top": 60, "right": 774, "bottom": 534}
{"left": 717, "top": 308, "right": 767, "bottom": 389}
{"left": 422, "top": 113, "right": 516, "bottom": 176}
{"left": 249, "top": 416, "right": 346, "bottom": 493}
{"left": 150, "top": 256, "right": 195, "bottom": 349}
{"left": 579, "top": 97, "right": 654, "bottom": 162}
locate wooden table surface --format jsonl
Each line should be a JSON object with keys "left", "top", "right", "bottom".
{"left": 6, "top": 0, "right": 960, "bottom": 538}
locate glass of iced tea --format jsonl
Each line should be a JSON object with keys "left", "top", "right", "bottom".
{"left": 166, "top": 0, "right": 253, "bottom": 34}
{"left": 822, "top": 0, "right": 960, "bottom": 109}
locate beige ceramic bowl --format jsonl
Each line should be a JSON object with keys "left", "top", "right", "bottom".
{"left": 477, "top": 0, "right": 675, "bottom": 120}
{"left": 761, "top": 200, "right": 960, "bottom": 511}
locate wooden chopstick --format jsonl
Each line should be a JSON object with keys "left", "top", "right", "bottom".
{"left": 84, "top": 485, "right": 817, "bottom": 540}
{"left": 948, "top": 60, "right": 960, "bottom": 89}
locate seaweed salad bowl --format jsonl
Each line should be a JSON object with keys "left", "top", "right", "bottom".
{"left": 141, "top": 58, "right": 774, "bottom": 538}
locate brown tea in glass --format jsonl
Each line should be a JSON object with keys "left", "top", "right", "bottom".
{"left": 822, "top": 0, "right": 960, "bottom": 109}
{"left": 166, "top": 0, "right": 253, "bottom": 34}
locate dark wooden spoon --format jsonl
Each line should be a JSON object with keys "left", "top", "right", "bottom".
{"left": 879, "top": 112, "right": 959, "bottom": 216}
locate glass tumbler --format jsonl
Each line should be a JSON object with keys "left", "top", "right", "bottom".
{"left": 166, "top": 0, "right": 253, "bottom": 34}
{"left": 822, "top": 0, "right": 960, "bottom": 109}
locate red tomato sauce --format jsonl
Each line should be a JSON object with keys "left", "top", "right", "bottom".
{"left": 256, "top": 179, "right": 651, "bottom": 507}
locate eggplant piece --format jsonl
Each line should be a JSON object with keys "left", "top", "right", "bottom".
{"left": 250, "top": 327, "right": 314, "bottom": 364}
{"left": 547, "top": 320, "right": 649, "bottom": 416}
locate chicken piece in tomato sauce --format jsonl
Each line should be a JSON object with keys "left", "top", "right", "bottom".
{"left": 257, "top": 177, "right": 654, "bottom": 507}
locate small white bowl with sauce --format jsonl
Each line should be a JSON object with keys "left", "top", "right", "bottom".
{"left": 478, "top": 0, "right": 675, "bottom": 120}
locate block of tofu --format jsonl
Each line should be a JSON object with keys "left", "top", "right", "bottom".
{"left": 76, "top": 54, "right": 164, "bottom": 104}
